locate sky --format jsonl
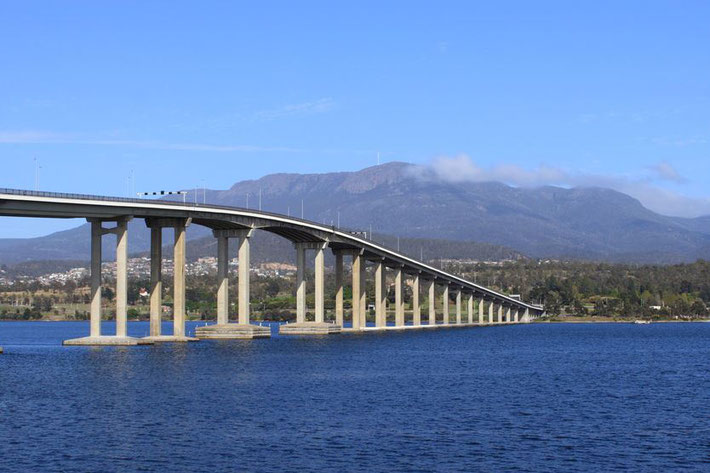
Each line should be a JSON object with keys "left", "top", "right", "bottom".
{"left": 0, "top": 1, "right": 708, "bottom": 237}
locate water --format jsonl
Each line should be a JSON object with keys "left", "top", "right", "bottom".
{"left": 2, "top": 322, "right": 710, "bottom": 472}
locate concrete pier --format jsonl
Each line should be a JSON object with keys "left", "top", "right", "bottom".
{"left": 455, "top": 290, "right": 462, "bottom": 324}
{"left": 479, "top": 298, "right": 485, "bottom": 324}
{"left": 442, "top": 284, "right": 450, "bottom": 325}
{"left": 280, "top": 242, "right": 341, "bottom": 335}
{"left": 412, "top": 273, "right": 421, "bottom": 326}
{"left": 352, "top": 253, "right": 362, "bottom": 330}
{"left": 488, "top": 301, "right": 494, "bottom": 324}
{"left": 468, "top": 294, "right": 474, "bottom": 324}
{"left": 173, "top": 221, "right": 187, "bottom": 337}
{"left": 90, "top": 220, "right": 102, "bottom": 338}
{"left": 64, "top": 218, "right": 153, "bottom": 346}
{"left": 314, "top": 243, "right": 326, "bottom": 323}
{"left": 197, "top": 229, "right": 269, "bottom": 340}
{"left": 296, "top": 242, "right": 306, "bottom": 324}
{"left": 428, "top": 279, "right": 436, "bottom": 325}
{"left": 359, "top": 257, "right": 367, "bottom": 329}
{"left": 216, "top": 233, "right": 229, "bottom": 325}
{"left": 497, "top": 304, "right": 504, "bottom": 324}
{"left": 395, "top": 266, "right": 404, "bottom": 327}
{"left": 149, "top": 226, "right": 162, "bottom": 337}
{"left": 375, "top": 260, "right": 386, "bottom": 328}
{"left": 335, "top": 252, "right": 344, "bottom": 327}
{"left": 141, "top": 220, "right": 198, "bottom": 342}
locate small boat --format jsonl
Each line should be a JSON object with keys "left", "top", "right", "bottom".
{"left": 633, "top": 320, "right": 651, "bottom": 324}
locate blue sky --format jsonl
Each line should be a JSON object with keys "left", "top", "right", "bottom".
{"left": 0, "top": 1, "right": 709, "bottom": 237}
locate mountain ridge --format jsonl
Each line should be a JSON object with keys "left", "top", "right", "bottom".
{"left": 0, "top": 162, "right": 708, "bottom": 264}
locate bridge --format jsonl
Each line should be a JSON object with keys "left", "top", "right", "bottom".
{"left": 0, "top": 188, "right": 544, "bottom": 347}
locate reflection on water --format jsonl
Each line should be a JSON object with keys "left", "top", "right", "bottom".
{"left": 1, "top": 322, "right": 710, "bottom": 472}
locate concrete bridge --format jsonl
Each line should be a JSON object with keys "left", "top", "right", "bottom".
{"left": 0, "top": 188, "right": 544, "bottom": 347}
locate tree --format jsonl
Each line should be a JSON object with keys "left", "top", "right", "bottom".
{"left": 103, "top": 286, "right": 115, "bottom": 302}
{"left": 690, "top": 300, "right": 707, "bottom": 318}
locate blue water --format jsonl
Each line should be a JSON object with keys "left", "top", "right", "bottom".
{"left": 2, "top": 322, "right": 710, "bottom": 472}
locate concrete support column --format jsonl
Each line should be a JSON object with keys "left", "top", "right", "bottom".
{"left": 442, "top": 285, "right": 450, "bottom": 325}
{"left": 352, "top": 253, "right": 362, "bottom": 329}
{"left": 497, "top": 304, "right": 503, "bottom": 324}
{"left": 467, "top": 294, "right": 474, "bottom": 324}
{"left": 89, "top": 220, "right": 102, "bottom": 338}
{"left": 237, "top": 232, "right": 251, "bottom": 325}
{"left": 173, "top": 221, "right": 187, "bottom": 338}
{"left": 479, "top": 298, "right": 485, "bottom": 324}
{"left": 428, "top": 280, "right": 436, "bottom": 325}
{"left": 375, "top": 260, "right": 386, "bottom": 327}
{"left": 506, "top": 307, "right": 512, "bottom": 324}
{"left": 514, "top": 309, "right": 519, "bottom": 323}
{"left": 359, "top": 258, "right": 367, "bottom": 328}
{"left": 314, "top": 243, "right": 325, "bottom": 323}
{"left": 488, "top": 301, "right": 494, "bottom": 324}
{"left": 524, "top": 308, "right": 530, "bottom": 323}
{"left": 395, "top": 266, "right": 404, "bottom": 327}
{"left": 149, "top": 226, "right": 162, "bottom": 337}
{"left": 216, "top": 235, "right": 229, "bottom": 325}
{"left": 115, "top": 219, "right": 128, "bottom": 338}
{"left": 335, "top": 252, "right": 344, "bottom": 326}
{"left": 412, "top": 273, "right": 421, "bottom": 326}
{"left": 455, "top": 290, "right": 462, "bottom": 325}
{"left": 296, "top": 243, "right": 307, "bottom": 324}
{"left": 64, "top": 217, "right": 156, "bottom": 347}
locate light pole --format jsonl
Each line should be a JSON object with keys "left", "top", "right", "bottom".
{"left": 33, "top": 157, "right": 40, "bottom": 191}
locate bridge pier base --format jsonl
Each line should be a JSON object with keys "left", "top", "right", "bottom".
{"left": 64, "top": 218, "right": 154, "bottom": 346}
{"left": 280, "top": 242, "right": 342, "bottom": 335}
{"left": 197, "top": 229, "right": 270, "bottom": 340}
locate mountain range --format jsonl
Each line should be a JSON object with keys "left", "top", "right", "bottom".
{"left": 1, "top": 162, "right": 709, "bottom": 265}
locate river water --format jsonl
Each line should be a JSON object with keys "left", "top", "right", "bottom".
{"left": 1, "top": 321, "right": 709, "bottom": 472}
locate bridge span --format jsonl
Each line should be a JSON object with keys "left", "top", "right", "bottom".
{"left": 0, "top": 188, "right": 544, "bottom": 346}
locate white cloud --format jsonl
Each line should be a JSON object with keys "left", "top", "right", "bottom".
{"left": 253, "top": 98, "right": 335, "bottom": 121}
{"left": 647, "top": 161, "right": 686, "bottom": 183}
{"left": 0, "top": 130, "right": 301, "bottom": 152}
{"left": 418, "top": 154, "right": 710, "bottom": 218}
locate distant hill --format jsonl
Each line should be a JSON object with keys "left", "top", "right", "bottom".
{"left": 1, "top": 161, "right": 709, "bottom": 264}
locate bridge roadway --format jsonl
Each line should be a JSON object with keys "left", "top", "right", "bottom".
{"left": 0, "top": 188, "right": 544, "bottom": 346}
